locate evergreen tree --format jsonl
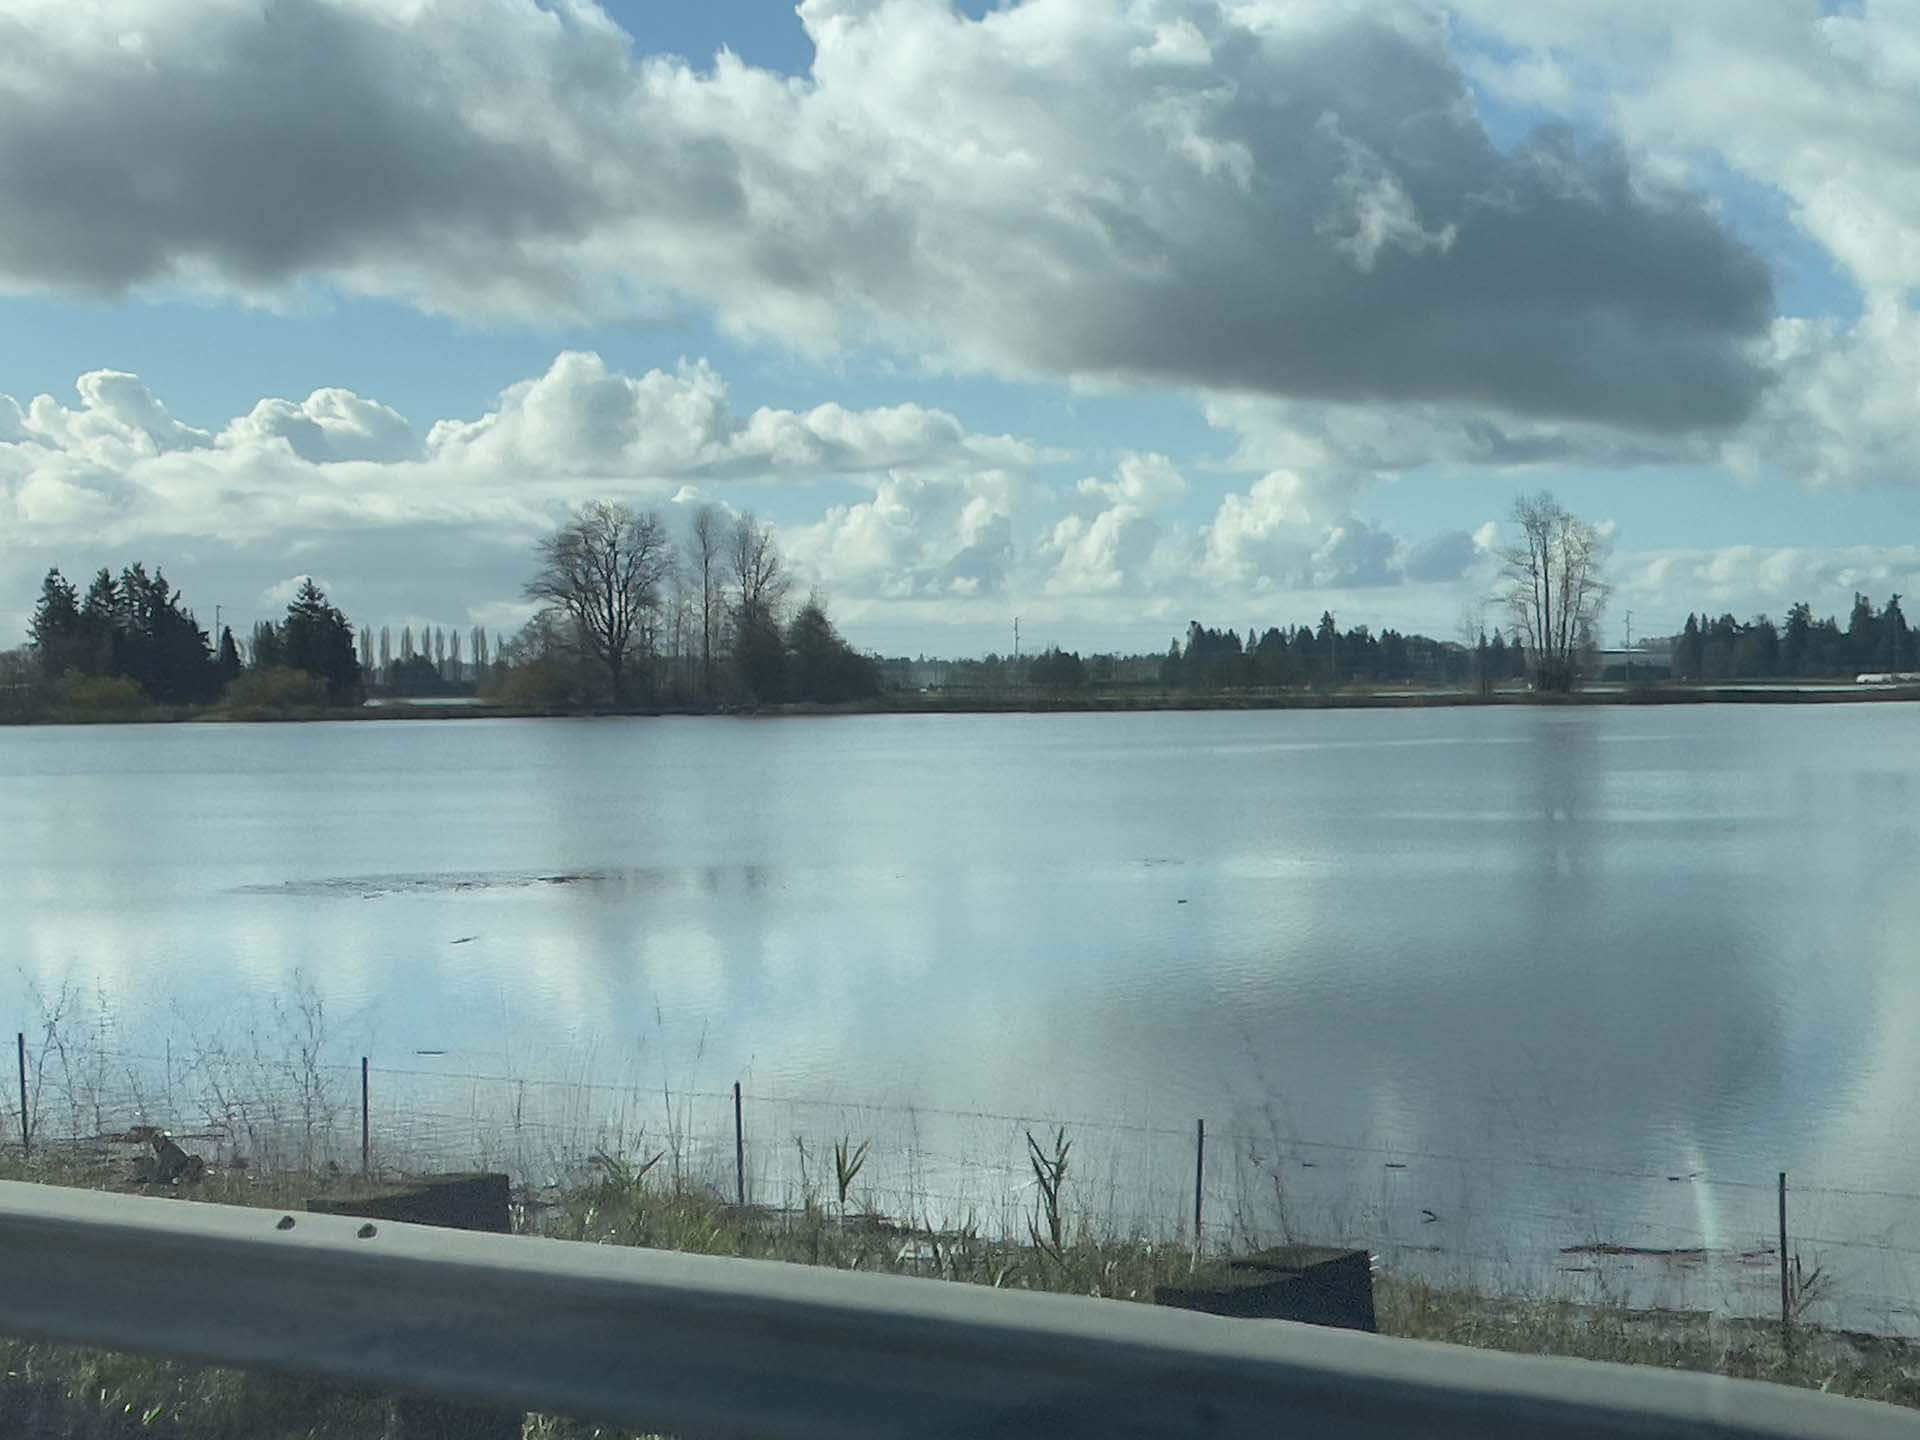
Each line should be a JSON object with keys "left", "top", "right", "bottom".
{"left": 1876, "top": 594, "right": 1910, "bottom": 671}
{"left": 732, "top": 598, "right": 787, "bottom": 702}
{"left": 216, "top": 626, "right": 242, "bottom": 686}
{"left": 1704, "top": 614, "right": 1739, "bottom": 679}
{"left": 111, "top": 565, "right": 216, "bottom": 702}
{"left": 251, "top": 619, "right": 283, "bottom": 669}
{"left": 1675, "top": 614, "right": 1704, "bottom": 680}
{"left": 1783, "top": 602, "right": 1813, "bottom": 677}
{"left": 1026, "top": 646, "right": 1087, "bottom": 690}
{"left": 1847, "top": 593, "right": 1877, "bottom": 673}
{"left": 280, "top": 578, "right": 361, "bottom": 700}
{"left": 78, "top": 568, "right": 122, "bottom": 675}
{"left": 785, "top": 595, "right": 880, "bottom": 702}
{"left": 26, "top": 569, "right": 83, "bottom": 677}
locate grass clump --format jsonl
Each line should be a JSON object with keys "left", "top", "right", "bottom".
{"left": 1378, "top": 1276, "right": 1920, "bottom": 1408}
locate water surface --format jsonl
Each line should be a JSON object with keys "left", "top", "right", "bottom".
{"left": 5, "top": 706, "right": 1918, "bottom": 1324}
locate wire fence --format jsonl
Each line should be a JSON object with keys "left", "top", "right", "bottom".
{"left": 8, "top": 1025, "right": 1920, "bottom": 1341}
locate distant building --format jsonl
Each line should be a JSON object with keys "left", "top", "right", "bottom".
{"left": 1589, "top": 648, "right": 1672, "bottom": 681}
{"left": 878, "top": 658, "right": 952, "bottom": 690}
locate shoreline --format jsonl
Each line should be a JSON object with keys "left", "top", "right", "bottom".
{"left": 3, "top": 682, "right": 1918, "bottom": 726}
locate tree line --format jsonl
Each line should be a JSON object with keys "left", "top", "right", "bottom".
{"left": 1009, "top": 492, "right": 1608, "bottom": 697}
{"left": 21, "top": 569, "right": 359, "bottom": 710}
{"left": 1669, "top": 595, "right": 1915, "bottom": 680}
{"left": 1013, "top": 618, "right": 1527, "bottom": 694}
{"left": 343, "top": 625, "right": 496, "bottom": 697}
{"left": 512, "top": 501, "right": 880, "bottom": 706}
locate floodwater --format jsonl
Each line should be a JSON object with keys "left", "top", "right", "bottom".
{"left": 4, "top": 705, "right": 1919, "bottom": 1326}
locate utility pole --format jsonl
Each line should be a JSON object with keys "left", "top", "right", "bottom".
{"left": 1013, "top": 617, "right": 1020, "bottom": 663}
{"left": 214, "top": 604, "right": 222, "bottom": 640}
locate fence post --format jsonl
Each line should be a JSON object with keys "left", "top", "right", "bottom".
{"left": 1778, "top": 1171, "right": 1789, "bottom": 1345}
{"left": 15, "top": 1033, "right": 26, "bottom": 1159}
{"left": 734, "top": 1082, "right": 746, "bottom": 1209}
{"left": 361, "top": 1058, "right": 370, "bottom": 1176}
{"left": 1194, "top": 1119, "right": 1205, "bottom": 1246}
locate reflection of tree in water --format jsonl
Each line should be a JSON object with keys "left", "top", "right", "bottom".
{"left": 1526, "top": 711, "right": 1599, "bottom": 878}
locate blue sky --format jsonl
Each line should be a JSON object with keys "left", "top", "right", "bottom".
{"left": 2, "top": 0, "right": 1916, "bottom": 656}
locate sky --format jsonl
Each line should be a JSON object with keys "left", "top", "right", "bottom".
{"left": 2, "top": 0, "right": 1918, "bottom": 659}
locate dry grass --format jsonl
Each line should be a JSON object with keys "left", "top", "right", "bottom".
{"left": 1379, "top": 1276, "right": 1920, "bottom": 1408}
{"left": 5, "top": 1153, "right": 1920, "bottom": 1438}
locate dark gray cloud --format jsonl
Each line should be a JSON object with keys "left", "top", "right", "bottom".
{"left": 0, "top": 0, "right": 613, "bottom": 298}
{"left": 0, "top": 2, "right": 1775, "bottom": 432}
{"left": 984, "top": 21, "right": 1773, "bottom": 432}
{"left": 1401, "top": 529, "right": 1479, "bottom": 582}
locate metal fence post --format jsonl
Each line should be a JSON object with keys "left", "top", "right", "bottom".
{"left": 361, "top": 1058, "right": 370, "bottom": 1176}
{"left": 1194, "top": 1118, "right": 1205, "bottom": 1245}
{"left": 734, "top": 1082, "right": 746, "bottom": 1208}
{"left": 1779, "top": 1171, "right": 1790, "bottom": 1344}
{"left": 15, "top": 1033, "right": 26, "bottom": 1159}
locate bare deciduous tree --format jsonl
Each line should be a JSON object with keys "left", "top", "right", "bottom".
{"left": 1456, "top": 601, "right": 1493, "bottom": 698}
{"left": 1497, "top": 491, "right": 1611, "bottom": 693}
{"left": 729, "top": 511, "right": 788, "bottom": 616}
{"left": 687, "top": 504, "right": 727, "bottom": 701}
{"left": 525, "top": 501, "right": 673, "bottom": 702}
{"left": 727, "top": 512, "right": 792, "bottom": 701}
{"left": 665, "top": 564, "right": 696, "bottom": 700}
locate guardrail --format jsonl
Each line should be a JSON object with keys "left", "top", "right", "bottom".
{"left": 0, "top": 1180, "right": 1914, "bottom": 1438}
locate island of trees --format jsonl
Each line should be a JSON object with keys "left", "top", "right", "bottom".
{"left": 1, "top": 502, "right": 879, "bottom": 719}
{"left": 14, "top": 568, "right": 358, "bottom": 715}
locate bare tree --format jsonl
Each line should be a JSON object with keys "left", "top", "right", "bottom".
{"left": 524, "top": 501, "right": 673, "bottom": 702}
{"left": 729, "top": 511, "right": 789, "bottom": 616}
{"left": 1456, "top": 601, "right": 1493, "bottom": 697}
{"left": 665, "top": 564, "right": 696, "bottom": 701}
{"left": 688, "top": 504, "right": 726, "bottom": 700}
{"left": 448, "top": 627, "right": 463, "bottom": 685}
{"left": 728, "top": 512, "right": 792, "bottom": 701}
{"left": 1497, "top": 491, "right": 1611, "bottom": 693}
